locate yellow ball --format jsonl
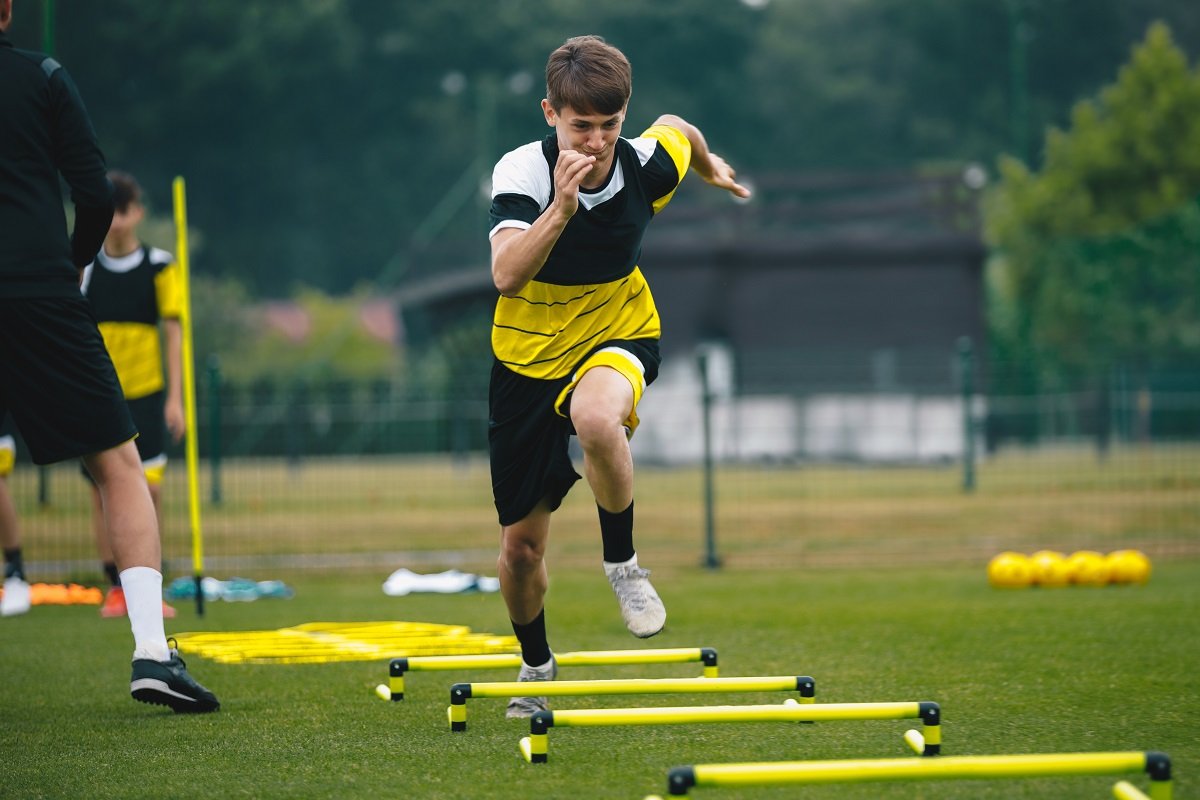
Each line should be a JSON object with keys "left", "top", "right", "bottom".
{"left": 1028, "top": 550, "right": 1070, "bottom": 588}
{"left": 987, "top": 551, "right": 1033, "bottom": 588}
{"left": 1106, "top": 550, "right": 1151, "bottom": 585}
{"left": 1065, "top": 550, "right": 1110, "bottom": 587}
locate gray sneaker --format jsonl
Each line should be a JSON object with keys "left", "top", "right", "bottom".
{"left": 607, "top": 563, "right": 666, "bottom": 638}
{"left": 505, "top": 655, "right": 557, "bottom": 719}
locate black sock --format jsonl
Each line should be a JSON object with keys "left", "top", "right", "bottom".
{"left": 3, "top": 547, "right": 24, "bottom": 580}
{"left": 103, "top": 561, "right": 120, "bottom": 587}
{"left": 511, "top": 608, "right": 552, "bottom": 667}
{"left": 598, "top": 500, "right": 635, "bottom": 564}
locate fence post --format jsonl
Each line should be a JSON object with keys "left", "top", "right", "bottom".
{"left": 958, "top": 336, "right": 976, "bottom": 493}
{"left": 207, "top": 356, "right": 223, "bottom": 505}
{"left": 698, "top": 351, "right": 721, "bottom": 569}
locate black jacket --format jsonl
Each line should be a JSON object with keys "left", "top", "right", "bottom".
{"left": 0, "top": 29, "right": 113, "bottom": 297}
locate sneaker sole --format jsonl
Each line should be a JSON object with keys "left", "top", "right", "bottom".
{"left": 131, "top": 678, "right": 219, "bottom": 713}
{"left": 629, "top": 622, "right": 665, "bottom": 638}
{"left": 505, "top": 703, "right": 549, "bottom": 719}
{"left": 1, "top": 600, "right": 32, "bottom": 616}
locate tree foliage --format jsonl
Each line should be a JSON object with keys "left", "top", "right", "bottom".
{"left": 986, "top": 23, "right": 1200, "bottom": 381}
{"left": 5, "top": 0, "right": 1195, "bottom": 298}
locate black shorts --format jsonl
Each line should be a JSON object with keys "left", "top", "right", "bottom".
{"left": 80, "top": 391, "right": 165, "bottom": 482}
{"left": 0, "top": 297, "right": 137, "bottom": 465}
{"left": 488, "top": 338, "right": 661, "bottom": 526}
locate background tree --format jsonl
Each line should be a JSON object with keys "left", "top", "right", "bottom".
{"left": 985, "top": 23, "right": 1200, "bottom": 439}
{"left": 7, "top": 0, "right": 1196, "bottom": 297}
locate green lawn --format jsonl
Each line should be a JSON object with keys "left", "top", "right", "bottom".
{"left": 2, "top": 559, "right": 1197, "bottom": 799}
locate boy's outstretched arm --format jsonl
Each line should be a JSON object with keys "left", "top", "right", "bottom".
{"left": 653, "top": 114, "right": 751, "bottom": 200}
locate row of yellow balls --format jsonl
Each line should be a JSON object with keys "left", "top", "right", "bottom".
{"left": 987, "top": 549, "right": 1151, "bottom": 588}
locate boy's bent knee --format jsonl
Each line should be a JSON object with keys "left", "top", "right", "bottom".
{"left": 571, "top": 403, "right": 624, "bottom": 447}
{"left": 500, "top": 536, "right": 545, "bottom": 572}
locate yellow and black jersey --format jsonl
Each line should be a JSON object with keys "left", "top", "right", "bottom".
{"left": 80, "top": 245, "right": 181, "bottom": 400}
{"left": 488, "top": 124, "right": 690, "bottom": 380}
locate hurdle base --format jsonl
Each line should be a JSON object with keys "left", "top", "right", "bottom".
{"left": 518, "top": 736, "right": 548, "bottom": 764}
{"left": 904, "top": 729, "right": 938, "bottom": 756}
{"left": 1113, "top": 780, "right": 1152, "bottom": 800}
{"left": 373, "top": 684, "right": 390, "bottom": 702}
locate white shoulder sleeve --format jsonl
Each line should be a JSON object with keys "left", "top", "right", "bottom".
{"left": 491, "top": 141, "right": 552, "bottom": 211}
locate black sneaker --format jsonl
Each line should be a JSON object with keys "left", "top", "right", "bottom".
{"left": 130, "top": 643, "right": 219, "bottom": 713}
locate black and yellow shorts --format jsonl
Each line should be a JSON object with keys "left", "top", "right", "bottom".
{"left": 488, "top": 338, "right": 660, "bottom": 526}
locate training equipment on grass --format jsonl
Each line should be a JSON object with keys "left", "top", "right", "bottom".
{"left": 989, "top": 549, "right": 1154, "bottom": 589}
{"left": 1106, "top": 549, "right": 1152, "bottom": 584}
{"left": 987, "top": 551, "right": 1033, "bottom": 587}
{"left": 448, "top": 675, "right": 815, "bottom": 732}
{"left": 645, "top": 750, "right": 1172, "bottom": 799}
{"left": 1028, "top": 550, "right": 1070, "bottom": 587}
{"left": 519, "top": 699, "right": 940, "bottom": 764}
{"left": 1066, "top": 550, "right": 1111, "bottom": 586}
{"left": 174, "top": 621, "right": 517, "bottom": 664}
{"left": 387, "top": 647, "right": 718, "bottom": 700}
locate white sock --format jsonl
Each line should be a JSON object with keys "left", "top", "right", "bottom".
{"left": 603, "top": 553, "right": 638, "bottom": 574}
{"left": 120, "top": 566, "right": 170, "bottom": 661}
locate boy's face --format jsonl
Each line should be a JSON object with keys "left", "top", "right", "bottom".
{"left": 107, "top": 200, "right": 144, "bottom": 239}
{"left": 543, "top": 100, "right": 626, "bottom": 176}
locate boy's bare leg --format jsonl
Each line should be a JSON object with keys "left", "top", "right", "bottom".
{"left": 0, "top": 476, "right": 31, "bottom": 617}
{"left": 498, "top": 502, "right": 557, "bottom": 717}
{"left": 83, "top": 443, "right": 160, "bottom": 572}
{"left": 570, "top": 367, "right": 633, "bottom": 512}
{"left": 498, "top": 502, "right": 551, "bottom": 626}
{"left": 571, "top": 366, "right": 666, "bottom": 637}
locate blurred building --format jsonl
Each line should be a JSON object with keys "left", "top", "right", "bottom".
{"left": 398, "top": 168, "right": 987, "bottom": 463}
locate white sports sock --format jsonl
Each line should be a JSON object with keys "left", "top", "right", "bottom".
{"left": 120, "top": 566, "right": 170, "bottom": 661}
{"left": 603, "top": 553, "right": 638, "bottom": 574}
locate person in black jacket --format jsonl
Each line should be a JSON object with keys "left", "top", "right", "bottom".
{"left": 0, "top": 0, "right": 217, "bottom": 712}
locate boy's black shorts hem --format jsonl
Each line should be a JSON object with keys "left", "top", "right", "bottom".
{"left": 0, "top": 297, "right": 137, "bottom": 465}
{"left": 488, "top": 338, "right": 660, "bottom": 527}
{"left": 80, "top": 391, "right": 164, "bottom": 482}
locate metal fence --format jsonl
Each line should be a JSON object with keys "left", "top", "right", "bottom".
{"left": 7, "top": 354, "right": 1198, "bottom": 581}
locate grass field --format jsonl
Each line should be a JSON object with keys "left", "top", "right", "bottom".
{"left": 12, "top": 444, "right": 1200, "bottom": 578}
{"left": 2, "top": 559, "right": 1197, "bottom": 799}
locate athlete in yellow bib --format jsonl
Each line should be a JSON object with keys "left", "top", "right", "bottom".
{"left": 486, "top": 35, "right": 751, "bottom": 719}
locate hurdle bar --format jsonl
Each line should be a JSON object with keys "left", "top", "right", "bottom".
{"left": 387, "top": 647, "right": 718, "bottom": 700}
{"left": 646, "top": 751, "right": 1173, "bottom": 799}
{"left": 448, "top": 675, "right": 815, "bottom": 732}
{"left": 520, "top": 700, "right": 940, "bottom": 763}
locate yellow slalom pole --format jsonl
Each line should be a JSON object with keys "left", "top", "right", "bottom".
{"left": 172, "top": 176, "right": 205, "bottom": 617}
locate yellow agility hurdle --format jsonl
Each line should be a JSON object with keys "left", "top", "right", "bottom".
{"left": 387, "top": 647, "right": 718, "bottom": 700}
{"left": 645, "top": 751, "right": 1172, "bottom": 799}
{"left": 449, "top": 675, "right": 815, "bottom": 732}
{"left": 520, "top": 700, "right": 941, "bottom": 763}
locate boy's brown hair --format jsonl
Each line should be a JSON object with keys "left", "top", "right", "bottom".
{"left": 107, "top": 170, "right": 142, "bottom": 214}
{"left": 545, "top": 35, "right": 631, "bottom": 115}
